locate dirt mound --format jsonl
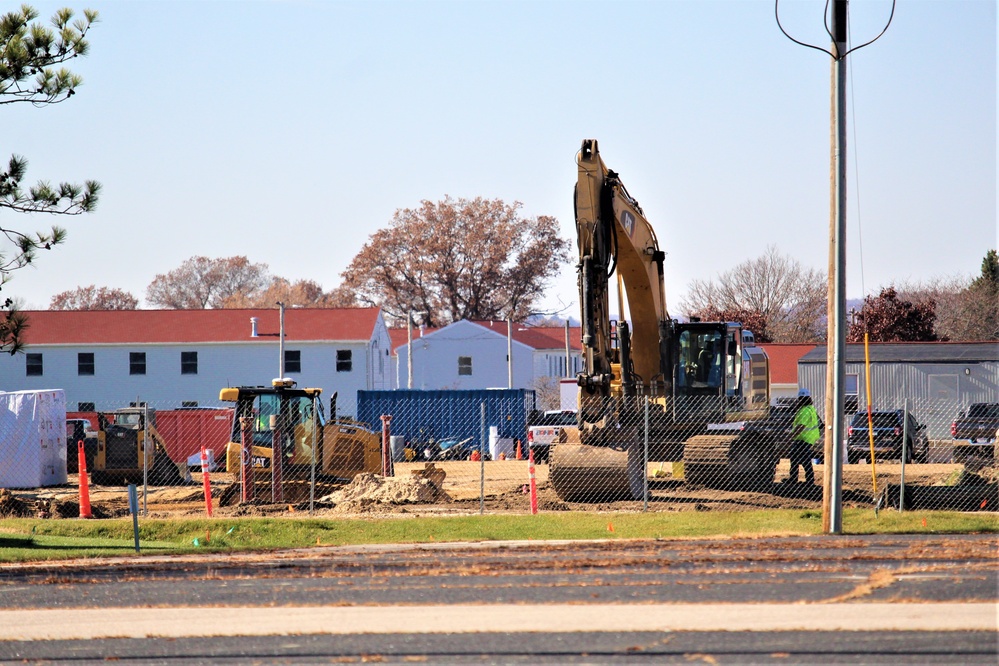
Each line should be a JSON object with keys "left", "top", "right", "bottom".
{"left": 0, "top": 488, "right": 33, "bottom": 518}
{"left": 320, "top": 470, "right": 451, "bottom": 513}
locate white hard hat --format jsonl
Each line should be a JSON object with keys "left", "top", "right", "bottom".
{"left": 798, "top": 388, "right": 811, "bottom": 397}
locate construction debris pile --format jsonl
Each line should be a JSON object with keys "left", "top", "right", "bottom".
{"left": 319, "top": 465, "right": 450, "bottom": 513}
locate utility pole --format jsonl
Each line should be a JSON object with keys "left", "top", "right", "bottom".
{"left": 507, "top": 318, "right": 513, "bottom": 389}
{"left": 407, "top": 312, "right": 414, "bottom": 389}
{"left": 777, "top": 0, "right": 894, "bottom": 534}
{"left": 823, "top": 0, "right": 849, "bottom": 534}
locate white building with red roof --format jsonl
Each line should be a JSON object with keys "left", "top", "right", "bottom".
{"left": 393, "top": 320, "right": 583, "bottom": 391}
{"left": 0, "top": 308, "right": 392, "bottom": 415}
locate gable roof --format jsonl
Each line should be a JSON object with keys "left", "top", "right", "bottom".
{"left": 758, "top": 344, "right": 816, "bottom": 384}
{"left": 17, "top": 308, "right": 382, "bottom": 346}
{"left": 387, "top": 325, "right": 441, "bottom": 356}
{"left": 800, "top": 341, "right": 999, "bottom": 364}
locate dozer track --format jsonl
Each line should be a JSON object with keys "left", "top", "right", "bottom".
{"left": 682, "top": 434, "right": 777, "bottom": 490}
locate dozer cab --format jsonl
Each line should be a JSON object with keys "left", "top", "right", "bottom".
{"left": 93, "top": 408, "right": 188, "bottom": 486}
{"left": 549, "top": 140, "right": 773, "bottom": 501}
{"left": 220, "top": 381, "right": 381, "bottom": 501}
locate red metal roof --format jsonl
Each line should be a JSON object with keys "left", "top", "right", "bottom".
{"left": 18, "top": 308, "right": 382, "bottom": 345}
{"left": 387, "top": 321, "right": 583, "bottom": 355}
{"left": 758, "top": 344, "right": 816, "bottom": 384}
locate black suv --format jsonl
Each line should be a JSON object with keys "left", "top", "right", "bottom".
{"left": 847, "top": 410, "right": 929, "bottom": 464}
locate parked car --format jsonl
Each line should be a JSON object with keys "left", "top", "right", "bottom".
{"left": 951, "top": 403, "right": 999, "bottom": 463}
{"left": 847, "top": 410, "right": 929, "bottom": 464}
{"left": 527, "top": 410, "right": 577, "bottom": 463}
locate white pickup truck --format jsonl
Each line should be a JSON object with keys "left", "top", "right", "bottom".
{"left": 527, "top": 410, "right": 576, "bottom": 463}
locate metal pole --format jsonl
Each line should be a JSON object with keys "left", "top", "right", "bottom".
{"left": 142, "top": 402, "right": 148, "bottom": 517}
{"left": 507, "top": 318, "right": 513, "bottom": 389}
{"left": 407, "top": 312, "right": 414, "bottom": 389}
{"left": 643, "top": 397, "right": 649, "bottom": 512}
{"left": 822, "top": 0, "right": 848, "bottom": 535}
{"left": 310, "top": 395, "right": 318, "bottom": 514}
{"left": 900, "top": 398, "right": 908, "bottom": 512}
{"left": 565, "top": 320, "right": 571, "bottom": 377}
{"left": 278, "top": 302, "right": 285, "bottom": 379}
{"left": 480, "top": 402, "right": 486, "bottom": 515}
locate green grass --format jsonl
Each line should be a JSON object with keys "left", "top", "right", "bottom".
{"left": 0, "top": 509, "right": 995, "bottom": 563}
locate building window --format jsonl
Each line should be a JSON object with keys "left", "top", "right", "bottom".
{"left": 458, "top": 356, "right": 473, "bottom": 376}
{"left": 25, "top": 353, "right": 43, "bottom": 376}
{"left": 78, "top": 352, "right": 95, "bottom": 376}
{"left": 78, "top": 402, "right": 95, "bottom": 412}
{"left": 336, "top": 349, "right": 352, "bottom": 372}
{"left": 285, "top": 350, "right": 301, "bottom": 374}
{"left": 130, "top": 352, "right": 146, "bottom": 375}
{"left": 181, "top": 351, "right": 198, "bottom": 375}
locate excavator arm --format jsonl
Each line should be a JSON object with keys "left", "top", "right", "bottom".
{"left": 575, "top": 139, "right": 672, "bottom": 398}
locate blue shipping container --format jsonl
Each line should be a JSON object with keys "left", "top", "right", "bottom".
{"left": 357, "top": 389, "right": 537, "bottom": 452}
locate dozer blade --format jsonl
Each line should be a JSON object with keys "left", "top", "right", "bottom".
{"left": 549, "top": 443, "right": 643, "bottom": 502}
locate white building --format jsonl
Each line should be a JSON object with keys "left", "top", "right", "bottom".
{"left": 393, "top": 320, "right": 583, "bottom": 393}
{"left": 0, "top": 308, "right": 392, "bottom": 416}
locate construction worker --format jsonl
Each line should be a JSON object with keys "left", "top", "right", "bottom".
{"left": 785, "top": 388, "right": 820, "bottom": 485}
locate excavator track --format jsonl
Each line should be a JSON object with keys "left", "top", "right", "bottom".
{"left": 682, "top": 434, "right": 777, "bottom": 490}
{"left": 549, "top": 442, "right": 645, "bottom": 502}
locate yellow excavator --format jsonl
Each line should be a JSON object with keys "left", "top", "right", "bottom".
{"left": 220, "top": 380, "right": 382, "bottom": 501}
{"left": 549, "top": 140, "right": 773, "bottom": 501}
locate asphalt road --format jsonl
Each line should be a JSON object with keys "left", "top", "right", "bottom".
{"left": 0, "top": 534, "right": 995, "bottom": 664}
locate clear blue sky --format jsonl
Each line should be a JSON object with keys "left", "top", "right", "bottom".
{"left": 9, "top": 0, "right": 996, "bottom": 318}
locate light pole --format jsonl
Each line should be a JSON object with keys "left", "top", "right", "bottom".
{"left": 407, "top": 311, "right": 427, "bottom": 389}
{"left": 250, "top": 302, "right": 287, "bottom": 381}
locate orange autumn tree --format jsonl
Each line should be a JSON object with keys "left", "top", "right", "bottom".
{"left": 333, "top": 197, "right": 570, "bottom": 327}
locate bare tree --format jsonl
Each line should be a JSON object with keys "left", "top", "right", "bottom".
{"left": 332, "top": 197, "right": 570, "bottom": 327}
{"left": 680, "top": 245, "right": 826, "bottom": 343}
{"left": 532, "top": 376, "right": 562, "bottom": 412}
{"left": 50, "top": 285, "right": 137, "bottom": 310}
{"left": 146, "top": 256, "right": 271, "bottom": 309}
{"left": 897, "top": 249, "right": 999, "bottom": 341}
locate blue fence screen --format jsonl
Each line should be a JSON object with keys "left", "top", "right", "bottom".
{"left": 357, "top": 389, "right": 537, "bottom": 451}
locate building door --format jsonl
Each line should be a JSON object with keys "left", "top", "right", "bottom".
{"left": 925, "top": 374, "right": 960, "bottom": 440}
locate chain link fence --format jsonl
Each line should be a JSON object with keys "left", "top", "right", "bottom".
{"left": 0, "top": 389, "right": 995, "bottom": 518}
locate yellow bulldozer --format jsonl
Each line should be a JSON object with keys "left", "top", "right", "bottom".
{"left": 219, "top": 380, "right": 382, "bottom": 502}
{"left": 93, "top": 408, "right": 187, "bottom": 486}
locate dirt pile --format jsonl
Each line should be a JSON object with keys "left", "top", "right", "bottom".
{"left": 0, "top": 488, "right": 32, "bottom": 518}
{"left": 319, "top": 467, "right": 451, "bottom": 513}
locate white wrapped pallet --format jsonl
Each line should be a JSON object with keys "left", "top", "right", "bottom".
{"left": 0, "top": 389, "right": 67, "bottom": 488}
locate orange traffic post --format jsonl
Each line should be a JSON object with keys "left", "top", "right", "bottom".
{"left": 77, "top": 439, "right": 92, "bottom": 519}
{"left": 200, "top": 446, "right": 213, "bottom": 518}
{"left": 528, "top": 449, "right": 538, "bottom": 515}
{"left": 515, "top": 438, "right": 523, "bottom": 460}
